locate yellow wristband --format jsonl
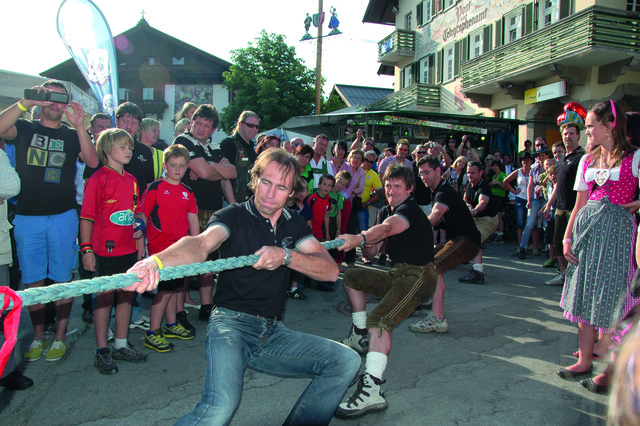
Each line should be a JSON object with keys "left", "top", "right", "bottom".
{"left": 17, "top": 101, "right": 28, "bottom": 112}
{"left": 151, "top": 255, "right": 163, "bottom": 270}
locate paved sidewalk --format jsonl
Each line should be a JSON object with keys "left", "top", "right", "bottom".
{"left": 1, "top": 242, "right": 608, "bottom": 425}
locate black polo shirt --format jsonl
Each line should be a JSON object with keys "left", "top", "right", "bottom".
{"left": 432, "top": 181, "right": 481, "bottom": 247}
{"left": 207, "top": 198, "right": 313, "bottom": 318}
{"left": 465, "top": 178, "right": 497, "bottom": 218}
{"left": 177, "top": 131, "right": 223, "bottom": 211}
{"left": 413, "top": 162, "right": 431, "bottom": 206}
{"left": 556, "top": 146, "right": 585, "bottom": 211}
{"left": 378, "top": 197, "right": 433, "bottom": 267}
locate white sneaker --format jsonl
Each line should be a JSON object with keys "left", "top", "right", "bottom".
{"left": 544, "top": 274, "right": 565, "bottom": 286}
{"left": 129, "top": 315, "right": 150, "bottom": 330}
{"left": 341, "top": 324, "right": 369, "bottom": 354}
{"left": 335, "top": 373, "right": 387, "bottom": 418}
{"left": 409, "top": 311, "right": 449, "bottom": 333}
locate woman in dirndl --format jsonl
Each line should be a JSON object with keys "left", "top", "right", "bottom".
{"left": 558, "top": 100, "right": 640, "bottom": 385}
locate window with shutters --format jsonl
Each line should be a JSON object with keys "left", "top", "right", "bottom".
{"left": 469, "top": 29, "right": 483, "bottom": 60}
{"left": 443, "top": 44, "right": 455, "bottom": 82}
{"left": 424, "top": 1, "right": 432, "bottom": 23}
{"left": 505, "top": 9, "right": 523, "bottom": 43}
{"left": 142, "top": 88, "right": 154, "bottom": 100}
{"left": 406, "top": 12, "right": 413, "bottom": 30}
{"left": 443, "top": 0, "right": 455, "bottom": 11}
{"left": 540, "top": 0, "right": 561, "bottom": 28}
{"left": 420, "top": 55, "right": 435, "bottom": 84}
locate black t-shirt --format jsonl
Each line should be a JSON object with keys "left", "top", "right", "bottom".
{"left": 378, "top": 198, "right": 434, "bottom": 266}
{"left": 413, "top": 162, "right": 431, "bottom": 206}
{"left": 84, "top": 139, "right": 154, "bottom": 192}
{"left": 177, "top": 132, "right": 223, "bottom": 211}
{"left": 8, "top": 119, "right": 81, "bottom": 215}
{"left": 556, "top": 147, "right": 585, "bottom": 211}
{"left": 432, "top": 181, "right": 481, "bottom": 247}
{"left": 465, "top": 178, "right": 497, "bottom": 218}
{"left": 221, "top": 133, "right": 257, "bottom": 202}
{"left": 207, "top": 198, "right": 314, "bottom": 318}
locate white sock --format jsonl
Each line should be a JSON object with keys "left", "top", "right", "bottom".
{"left": 352, "top": 311, "right": 367, "bottom": 330}
{"left": 365, "top": 351, "right": 387, "bottom": 381}
{"left": 473, "top": 264, "right": 484, "bottom": 273}
{"left": 114, "top": 338, "right": 128, "bottom": 350}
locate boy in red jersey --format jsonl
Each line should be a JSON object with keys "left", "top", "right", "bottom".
{"left": 80, "top": 129, "right": 148, "bottom": 374}
{"left": 307, "top": 174, "right": 335, "bottom": 241}
{"left": 137, "top": 145, "right": 199, "bottom": 352}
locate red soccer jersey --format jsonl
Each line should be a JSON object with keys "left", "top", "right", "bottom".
{"left": 307, "top": 192, "right": 331, "bottom": 240}
{"left": 80, "top": 166, "right": 139, "bottom": 257}
{"left": 138, "top": 179, "right": 198, "bottom": 254}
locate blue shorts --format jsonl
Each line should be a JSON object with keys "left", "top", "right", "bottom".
{"left": 13, "top": 210, "right": 78, "bottom": 285}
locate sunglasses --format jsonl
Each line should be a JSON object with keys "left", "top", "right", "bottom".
{"left": 363, "top": 158, "right": 375, "bottom": 163}
{"left": 242, "top": 122, "right": 260, "bottom": 130}
{"left": 417, "top": 151, "right": 427, "bottom": 155}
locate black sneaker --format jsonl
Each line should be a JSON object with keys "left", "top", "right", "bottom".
{"left": 287, "top": 288, "right": 308, "bottom": 300}
{"left": 377, "top": 254, "right": 387, "bottom": 266}
{"left": 176, "top": 310, "right": 195, "bottom": 332}
{"left": 458, "top": 270, "right": 485, "bottom": 284}
{"left": 82, "top": 309, "right": 93, "bottom": 324}
{"left": 199, "top": 304, "right": 213, "bottom": 321}
{"left": 342, "top": 324, "right": 369, "bottom": 354}
{"left": 335, "top": 373, "right": 387, "bottom": 418}
{"left": 518, "top": 248, "right": 526, "bottom": 260}
{"left": 111, "top": 342, "right": 148, "bottom": 363}
{"left": 95, "top": 348, "right": 118, "bottom": 375}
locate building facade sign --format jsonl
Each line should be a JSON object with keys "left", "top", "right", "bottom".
{"left": 524, "top": 80, "right": 567, "bottom": 105}
{"left": 417, "top": 0, "right": 529, "bottom": 57}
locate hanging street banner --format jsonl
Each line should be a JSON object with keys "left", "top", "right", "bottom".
{"left": 57, "top": 0, "right": 119, "bottom": 122}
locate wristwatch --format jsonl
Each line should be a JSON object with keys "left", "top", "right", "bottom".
{"left": 282, "top": 247, "right": 293, "bottom": 266}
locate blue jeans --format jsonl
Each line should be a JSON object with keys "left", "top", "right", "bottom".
{"left": 520, "top": 198, "right": 544, "bottom": 249}
{"left": 514, "top": 197, "right": 527, "bottom": 230}
{"left": 357, "top": 208, "right": 369, "bottom": 232}
{"left": 176, "top": 307, "right": 360, "bottom": 426}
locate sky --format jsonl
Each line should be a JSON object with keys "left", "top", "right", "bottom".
{"left": 1, "top": 0, "right": 395, "bottom": 96}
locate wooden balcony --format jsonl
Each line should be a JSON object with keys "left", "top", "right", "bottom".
{"left": 378, "top": 29, "right": 416, "bottom": 68}
{"left": 461, "top": 6, "right": 640, "bottom": 95}
{"left": 369, "top": 83, "right": 440, "bottom": 111}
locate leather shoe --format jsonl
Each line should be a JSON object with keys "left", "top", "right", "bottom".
{"left": 580, "top": 378, "right": 609, "bottom": 394}
{"left": 0, "top": 371, "right": 34, "bottom": 391}
{"left": 557, "top": 365, "right": 593, "bottom": 380}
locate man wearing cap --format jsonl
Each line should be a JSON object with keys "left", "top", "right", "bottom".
{"left": 518, "top": 143, "right": 550, "bottom": 259}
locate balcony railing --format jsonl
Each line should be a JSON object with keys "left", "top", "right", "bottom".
{"left": 461, "top": 6, "right": 640, "bottom": 92}
{"left": 369, "top": 83, "right": 440, "bottom": 111}
{"left": 378, "top": 29, "right": 416, "bottom": 65}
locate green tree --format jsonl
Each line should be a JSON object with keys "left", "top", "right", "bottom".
{"left": 321, "top": 93, "right": 346, "bottom": 114}
{"left": 220, "top": 31, "right": 317, "bottom": 133}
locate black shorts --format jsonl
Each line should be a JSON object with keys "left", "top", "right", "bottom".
{"left": 158, "top": 277, "right": 184, "bottom": 292}
{"left": 545, "top": 218, "right": 555, "bottom": 245}
{"left": 95, "top": 252, "right": 137, "bottom": 277}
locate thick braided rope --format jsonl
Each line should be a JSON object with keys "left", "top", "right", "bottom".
{"left": 6, "top": 239, "right": 345, "bottom": 307}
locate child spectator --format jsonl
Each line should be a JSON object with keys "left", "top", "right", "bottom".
{"left": 307, "top": 174, "right": 336, "bottom": 291}
{"left": 80, "top": 129, "right": 148, "bottom": 374}
{"left": 541, "top": 164, "right": 558, "bottom": 269}
{"left": 307, "top": 174, "right": 335, "bottom": 241}
{"left": 488, "top": 160, "right": 507, "bottom": 243}
{"left": 286, "top": 178, "right": 313, "bottom": 299}
{"left": 136, "top": 144, "right": 199, "bottom": 352}
{"left": 328, "top": 170, "right": 352, "bottom": 264}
